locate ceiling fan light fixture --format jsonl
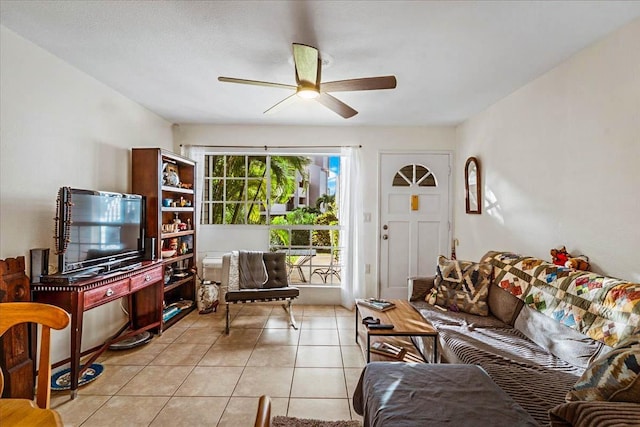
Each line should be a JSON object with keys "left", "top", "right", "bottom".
{"left": 219, "top": 43, "right": 396, "bottom": 119}
{"left": 296, "top": 87, "right": 319, "bottom": 99}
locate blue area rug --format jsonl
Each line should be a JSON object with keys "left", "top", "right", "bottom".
{"left": 51, "top": 363, "right": 104, "bottom": 391}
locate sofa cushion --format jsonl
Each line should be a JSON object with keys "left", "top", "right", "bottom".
{"left": 487, "top": 283, "right": 524, "bottom": 325}
{"left": 435, "top": 324, "right": 583, "bottom": 425}
{"left": 262, "top": 252, "right": 289, "bottom": 288}
{"left": 566, "top": 335, "right": 640, "bottom": 402}
{"left": 515, "top": 306, "right": 608, "bottom": 369}
{"left": 434, "top": 256, "right": 492, "bottom": 316}
{"left": 408, "top": 276, "right": 435, "bottom": 301}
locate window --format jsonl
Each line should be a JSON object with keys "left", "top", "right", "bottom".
{"left": 393, "top": 164, "right": 437, "bottom": 187}
{"left": 201, "top": 152, "right": 343, "bottom": 285}
{"left": 202, "top": 155, "right": 271, "bottom": 224}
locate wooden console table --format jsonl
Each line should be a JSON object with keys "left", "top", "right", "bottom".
{"left": 31, "top": 261, "right": 164, "bottom": 399}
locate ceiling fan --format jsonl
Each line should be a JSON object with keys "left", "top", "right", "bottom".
{"left": 218, "top": 43, "right": 397, "bottom": 119}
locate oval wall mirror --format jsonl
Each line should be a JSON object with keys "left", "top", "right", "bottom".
{"left": 465, "top": 157, "right": 481, "bottom": 214}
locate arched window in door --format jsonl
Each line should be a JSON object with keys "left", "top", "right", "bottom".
{"left": 392, "top": 164, "right": 437, "bottom": 187}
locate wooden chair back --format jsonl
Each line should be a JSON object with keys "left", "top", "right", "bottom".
{"left": 0, "top": 302, "right": 69, "bottom": 408}
{"left": 254, "top": 395, "right": 271, "bottom": 427}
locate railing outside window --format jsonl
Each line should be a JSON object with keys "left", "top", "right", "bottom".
{"left": 269, "top": 224, "right": 342, "bottom": 286}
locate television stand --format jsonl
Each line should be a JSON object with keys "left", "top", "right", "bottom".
{"left": 32, "top": 260, "right": 164, "bottom": 399}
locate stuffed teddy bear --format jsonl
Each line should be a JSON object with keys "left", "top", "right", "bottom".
{"left": 565, "top": 256, "right": 590, "bottom": 271}
{"left": 550, "top": 246, "right": 570, "bottom": 267}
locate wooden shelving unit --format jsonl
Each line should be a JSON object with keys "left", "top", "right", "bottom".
{"left": 132, "top": 148, "right": 197, "bottom": 332}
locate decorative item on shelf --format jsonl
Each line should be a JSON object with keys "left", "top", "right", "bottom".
{"left": 162, "top": 198, "right": 172, "bottom": 207}
{"left": 187, "top": 218, "right": 192, "bottom": 230}
{"left": 169, "top": 237, "right": 179, "bottom": 251}
{"left": 164, "top": 266, "right": 173, "bottom": 284}
{"left": 180, "top": 196, "right": 187, "bottom": 207}
{"left": 179, "top": 242, "right": 189, "bottom": 255}
{"left": 179, "top": 183, "right": 193, "bottom": 190}
{"left": 161, "top": 249, "right": 176, "bottom": 260}
{"left": 163, "top": 300, "right": 194, "bottom": 322}
{"left": 176, "top": 259, "right": 189, "bottom": 270}
{"left": 162, "top": 162, "right": 180, "bottom": 187}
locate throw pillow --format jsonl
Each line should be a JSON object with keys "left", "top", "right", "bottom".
{"left": 487, "top": 283, "right": 524, "bottom": 325}
{"left": 409, "top": 276, "right": 435, "bottom": 301}
{"left": 566, "top": 335, "right": 640, "bottom": 402}
{"left": 434, "top": 255, "right": 492, "bottom": 316}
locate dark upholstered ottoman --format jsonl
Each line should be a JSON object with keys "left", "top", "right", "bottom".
{"left": 353, "top": 363, "right": 537, "bottom": 427}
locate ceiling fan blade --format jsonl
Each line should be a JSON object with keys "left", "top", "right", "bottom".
{"left": 321, "top": 76, "right": 397, "bottom": 92}
{"left": 264, "top": 93, "right": 298, "bottom": 115}
{"left": 316, "top": 93, "right": 358, "bottom": 119}
{"left": 292, "top": 43, "right": 319, "bottom": 86}
{"left": 218, "top": 76, "right": 296, "bottom": 90}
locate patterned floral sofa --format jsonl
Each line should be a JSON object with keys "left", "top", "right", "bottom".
{"left": 407, "top": 251, "right": 640, "bottom": 426}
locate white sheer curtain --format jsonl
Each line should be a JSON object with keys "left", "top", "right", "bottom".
{"left": 339, "top": 146, "right": 365, "bottom": 309}
{"left": 180, "top": 145, "right": 206, "bottom": 242}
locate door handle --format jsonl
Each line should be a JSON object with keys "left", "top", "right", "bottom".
{"left": 382, "top": 234, "right": 388, "bottom": 240}
{"left": 383, "top": 225, "right": 388, "bottom": 230}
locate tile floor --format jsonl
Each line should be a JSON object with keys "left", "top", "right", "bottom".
{"left": 51, "top": 304, "right": 364, "bottom": 426}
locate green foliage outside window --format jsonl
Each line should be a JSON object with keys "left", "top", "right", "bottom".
{"left": 203, "top": 155, "right": 310, "bottom": 225}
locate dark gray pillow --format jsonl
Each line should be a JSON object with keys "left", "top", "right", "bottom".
{"left": 487, "top": 283, "right": 524, "bottom": 325}
{"left": 515, "top": 306, "right": 607, "bottom": 369}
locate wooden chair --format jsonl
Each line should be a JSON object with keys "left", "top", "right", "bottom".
{"left": 0, "top": 302, "right": 70, "bottom": 426}
{"left": 254, "top": 395, "right": 271, "bottom": 427}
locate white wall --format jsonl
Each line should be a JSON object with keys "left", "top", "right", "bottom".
{"left": 455, "top": 19, "right": 640, "bottom": 282}
{"left": 0, "top": 27, "right": 173, "bottom": 364}
{"left": 174, "top": 125, "right": 456, "bottom": 300}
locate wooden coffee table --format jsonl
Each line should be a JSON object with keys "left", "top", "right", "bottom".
{"left": 356, "top": 299, "right": 438, "bottom": 363}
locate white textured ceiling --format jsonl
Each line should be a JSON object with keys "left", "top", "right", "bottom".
{"left": 2, "top": 1, "right": 639, "bottom": 126}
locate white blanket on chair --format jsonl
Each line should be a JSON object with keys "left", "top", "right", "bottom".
{"left": 228, "top": 251, "right": 240, "bottom": 291}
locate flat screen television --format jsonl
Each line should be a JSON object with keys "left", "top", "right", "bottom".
{"left": 55, "top": 187, "right": 146, "bottom": 275}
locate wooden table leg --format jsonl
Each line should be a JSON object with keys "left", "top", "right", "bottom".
{"left": 69, "top": 294, "right": 84, "bottom": 399}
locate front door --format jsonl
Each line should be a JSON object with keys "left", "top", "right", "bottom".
{"left": 379, "top": 152, "right": 451, "bottom": 299}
